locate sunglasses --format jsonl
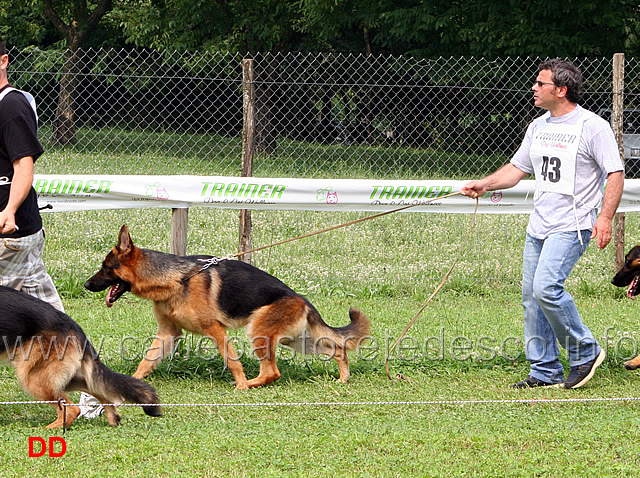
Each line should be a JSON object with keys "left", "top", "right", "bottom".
{"left": 533, "top": 80, "right": 555, "bottom": 88}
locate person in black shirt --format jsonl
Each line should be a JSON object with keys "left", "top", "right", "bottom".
{"left": 0, "top": 35, "right": 64, "bottom": 311}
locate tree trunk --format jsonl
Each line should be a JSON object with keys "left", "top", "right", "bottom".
{"left": 51, "top": 49, "right": 80, "bottom": 146}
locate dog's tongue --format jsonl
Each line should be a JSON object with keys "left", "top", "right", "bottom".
{"left": 106, "top": 285, "right": 118, "bottom": 307}
{"left": 628, "top": 276, "right": 639, "bottom": 300}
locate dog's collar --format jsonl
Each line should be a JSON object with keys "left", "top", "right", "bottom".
{"left": 181, "top": 256, "right": 228, "bottom": 283}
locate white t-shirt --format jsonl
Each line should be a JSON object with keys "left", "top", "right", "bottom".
{"left": 511, "top": 105, "right": 623, "bottom": 239}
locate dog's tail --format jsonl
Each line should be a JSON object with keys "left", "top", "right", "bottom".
{"left": 84, "top": 358, "right": 162, "bottom": 418}
{"left": 310, "top": 306, "right": 371, "bottom": 351}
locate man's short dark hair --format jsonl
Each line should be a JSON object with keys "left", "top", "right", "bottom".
{"left": 538, "top": 58, "right": 583, "bottom": 104}
{"left": 0, "top": 36, "right": 6, "bottom": 56}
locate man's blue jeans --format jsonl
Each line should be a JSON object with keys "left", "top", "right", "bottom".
{"left": 521, "top": 231, "right": 601, "bottom": 384}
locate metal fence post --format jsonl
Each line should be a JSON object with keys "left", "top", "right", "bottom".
{"left": 613, "top": 53, "right": 625, "bottom": 272}
{"left": 239, "top": 58, "right": 256, "bottom": 263}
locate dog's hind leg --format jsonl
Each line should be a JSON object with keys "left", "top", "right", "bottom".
{"left": 624, "top": 354, "right": 640, "bottom": 370}
{"left": 246, "top": 335, "right": 281, "bottom": 388}
{"left": 22, "top": 377, "right": 81, "bottom": 428}
{"left": 45, "top": 394, "right": 82, "bottom": 429}
{"left": 202, "top": 322, "right": 249, "bottom": 390}
{"left": 13, "top": 344, "right": 82, "bottom": 428}
{"left": 311, "top": 338, "right": 351, "bottom": 383}
{"left": 87, "top": 393, "right": 122, "bottom": 426}
{"left": 244, "top": 297, "right": 311, "bottom": 388}
{"left": 332, "top": 346, "right": 350, "bottom": 383}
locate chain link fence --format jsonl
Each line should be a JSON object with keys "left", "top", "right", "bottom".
{"left": 7, "top": 49, "right": 640, "bottom": 297}
{"left": 8, "top": 49, "right": 640, "bottom": 179}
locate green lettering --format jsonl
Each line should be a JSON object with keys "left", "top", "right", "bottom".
{"left": 201, "top": 182, "right": 213, "bottom": 196}
{"left": 379, "top": 186, "right": 394, "bottom": 200}
{"left": 426, "top": 186, "right": 440, "bottom": 198}
{"left": 211, "top": 183, "right": 225, "bottom": 197}
{"left": 258, "top": 184, "right": 271, "bottom": 198}
{"left": 412, "top": 186, "right": 427, "bottom": 199}
{"left": 34, "top": 179, "right": 47, "bottom": 194}
{"left": 225, "top": 183, "right": 239, "bottom": 196}
{"left": 271, "top": 184, "right": 285, "bottom": 198}
{"left": 244, "top": 184, "right": 259, "bottom": 197}
{"left": 47, "top": 179, "right": 63, "bottom": 194}
{"left": 97, "top": 181, "right": 112, "bottom": 194}
{"left": 70, "top": 180, "right": 84, "bottom": 194}
{"left": 83, "top": 180, "right": 97, "bottom": 194}
{"left": 392, "top": 186, "right": 408, "bottom": 199}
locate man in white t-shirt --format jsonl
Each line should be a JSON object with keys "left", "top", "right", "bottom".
{"left": 461, "top": 59, "right": 624, "bottom": 389}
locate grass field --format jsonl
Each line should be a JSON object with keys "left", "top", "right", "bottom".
{"left": 3, "top": 136, "right": 640, "bottom": 476}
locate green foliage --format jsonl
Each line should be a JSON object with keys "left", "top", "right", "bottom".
{"left": 0, "top": 0, "right": 123, "bottom": 50}
{"left": 375, "top": 0, "right": 640, "bottom": 58}
{"left": 4, "top": 0, "right": 638, "bottom": 57}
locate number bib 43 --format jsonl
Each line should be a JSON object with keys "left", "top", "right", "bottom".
{"left": 530, "top": 114, "right": 592, "bottom": 195}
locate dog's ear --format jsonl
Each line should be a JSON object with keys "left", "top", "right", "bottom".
{"left": 117, "top": 225, "right": 133, "bottom": 253}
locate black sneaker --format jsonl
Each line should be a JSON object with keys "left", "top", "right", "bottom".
{"left": 510, "top": 375, "right": 560, "bottom": 389}
{"left": 563, "top": 348, "right": 606, "bottom": 389}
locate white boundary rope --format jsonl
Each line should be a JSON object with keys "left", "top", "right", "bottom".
{"left": 2, "top": 397, "right": 640, "bottom": 408}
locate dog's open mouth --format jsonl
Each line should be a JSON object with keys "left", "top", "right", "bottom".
{"left": 106, "top": 282, "right": 130, "bottom": 307}
{"left": 628, "top": 275, "right": 640, "bottom": 300}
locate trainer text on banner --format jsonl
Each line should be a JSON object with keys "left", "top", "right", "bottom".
{"left": 33, "top": 175, "right": 640, "bottom": 214}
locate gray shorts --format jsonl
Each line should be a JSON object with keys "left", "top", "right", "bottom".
{"left": 0, "top": 228, "right": 65, "bottom": 312}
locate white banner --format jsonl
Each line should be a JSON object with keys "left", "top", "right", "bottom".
{"left": 32, "top": 175, "right": 640, "bottom": 214}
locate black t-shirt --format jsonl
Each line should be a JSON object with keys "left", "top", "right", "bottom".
{"left": 0, "top": 85, "right": 43, "bottom": 238}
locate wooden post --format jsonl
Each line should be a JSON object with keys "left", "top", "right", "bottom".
{"left": 239, "top": 58, "right": 256, "bottom": 263}
{"left": 171, "top": 208, "right": 188, "bottom": 256}
{"left": 613, "top": 53, "right": 625, "bottom": 272}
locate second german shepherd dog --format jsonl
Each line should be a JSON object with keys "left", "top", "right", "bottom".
{"left": 612, "top": 244, "right": 640, "bottom": 370}
{"left": 85, "top": 225, "right": 371, "bottom": 390}
{"left": 0, "top": 285, "right": 161, "bottom": 428}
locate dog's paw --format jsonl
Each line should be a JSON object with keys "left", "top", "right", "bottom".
{"left": 624, "top": 361, "right": 640, "bottom": 370}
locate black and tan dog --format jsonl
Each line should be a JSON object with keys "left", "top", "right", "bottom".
{"left": 612, "top": 244, "right": 640, "bottom": 370}
{"left": 0, "top": 285, "right": 161, "bottom": 428}
{"left": 84, "top": 225, "right": 371, "bottom": 390}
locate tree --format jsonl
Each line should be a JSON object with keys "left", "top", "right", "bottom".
{"left": 296, "top": 0, "right": 640, "bottom": 58}
{"left": 373, "top": 0, "right": 640, "bottom": 58}
{"left": 39, "top": 0, "right": 114, "bottom": 145}
{"left": 0, "top": 1, "right": 59, "bottom": 48}
{"left": 118, "top": 0, "right": 308, "bottom": 53}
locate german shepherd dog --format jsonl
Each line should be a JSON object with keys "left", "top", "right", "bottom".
{"left": 84, "top": 225, "right": 371, "bottom": 390}
{"left": 612, "top": 244, "right": 640, "bottom": 370}
{"left": 0, "top": 285, "right": 161, "bottom": 428}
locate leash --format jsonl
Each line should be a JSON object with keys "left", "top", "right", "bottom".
{"left": 385, "top": 197, "right": 479, "bottom": 381}
{"left": 233, "top": 190, "right": 464, "bottom": 258}
{"left": 183, "top": 190, "right": 465, "bottom": 282}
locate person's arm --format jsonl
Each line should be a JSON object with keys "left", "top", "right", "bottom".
{"left": 460, "top": 163, "right": 528, "bottom": 199}
{"left": 591, "top": 170, "right": 624, "bottom": 249}
{"left": 0, "top": 156, "right": 34, "bottom": 233}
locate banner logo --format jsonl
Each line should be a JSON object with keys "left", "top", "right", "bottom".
{"left": 145, "top": 182, "right": 169, "bottom": 200}
{"left": 316, "top": 187, "right": 339, "bottom": 204}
